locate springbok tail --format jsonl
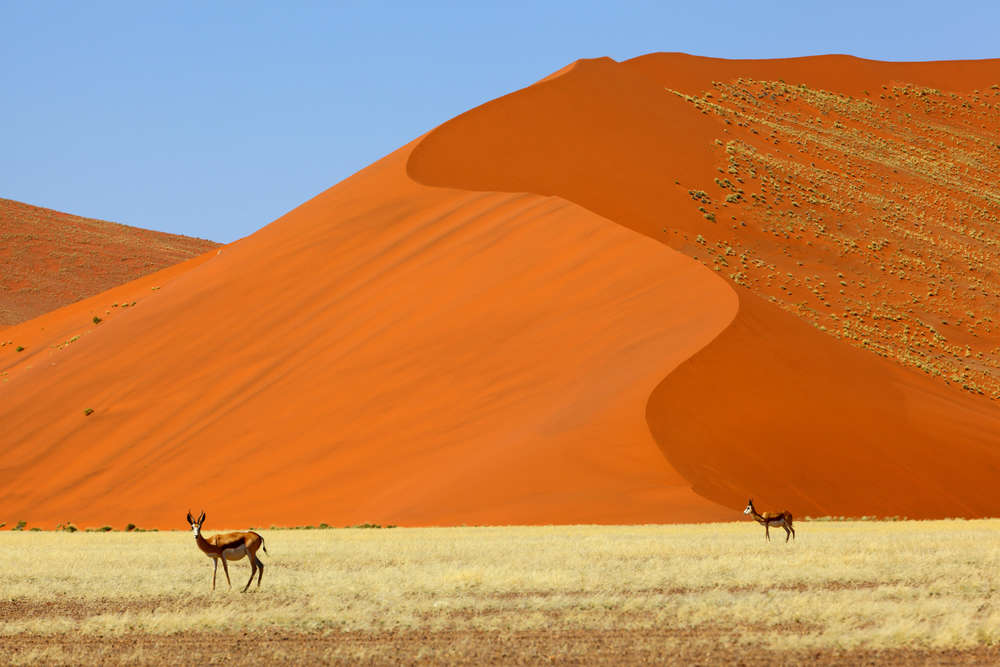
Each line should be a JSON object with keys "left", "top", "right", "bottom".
{"left": 260, "top": 534, "right": 268, "bottom": 555}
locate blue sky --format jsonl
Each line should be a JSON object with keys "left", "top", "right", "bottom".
{"left": 3, "top": 1, "right": 999, "bottom": 242}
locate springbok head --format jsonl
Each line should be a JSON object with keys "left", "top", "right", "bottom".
{"left": 186, "top": 510, "right": 206, "bottom": 537}
{"left": 744, "top": 499, "right": 755, "bottom": 515}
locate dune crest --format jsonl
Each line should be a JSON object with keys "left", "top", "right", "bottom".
{"left": 408, "top": 54, "right": 1000, "bottom": 518}
{"left": 0, "top": 140, "right": 736, "bottom": 528}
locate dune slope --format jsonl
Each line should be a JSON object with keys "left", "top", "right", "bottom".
{"left": 409, "top": 55, "right": 1000, "bottom": 518}
{"left": 0, "top": 198, "right": 219, "bottom": 326}
{"left": 648, "top": 294, "right": 1000, "bottom": 518}
{"left": 0, "top": 141, "right": 736, "bottom": 529}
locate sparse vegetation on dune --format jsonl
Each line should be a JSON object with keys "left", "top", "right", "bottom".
{"left": 671, "top": 78, "right": 1000, "bottom": 398}
{"left": 1, "top": 521, "right": 997, "bottom": 663}
{"left": 0, "top": 197, "right": 218, "bottom": 326}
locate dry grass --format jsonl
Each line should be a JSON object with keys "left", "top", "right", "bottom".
{"left": 1, "top": 520, "right": 998, "bottom": 662}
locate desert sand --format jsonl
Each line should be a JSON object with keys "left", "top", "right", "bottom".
{"left": 0, "top": 198, "right": 218, "bottom": 326}
{"left": 3, "top": 54, "right": 1000, "bottom": 528}
{"left": 0, "top": 139, "right": 736, "bottom": 528}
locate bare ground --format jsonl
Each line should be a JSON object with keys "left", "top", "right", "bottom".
{"left": 3, "top": 630, "right": 998, "bottom": 665}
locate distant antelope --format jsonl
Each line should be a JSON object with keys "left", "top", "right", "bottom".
{"left": 186, "top": 510, "right": 267, "bottom": 591}
{"left": 744, "top": 498, "right": 795, "bottom": 542}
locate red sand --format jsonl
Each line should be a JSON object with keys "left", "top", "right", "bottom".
{"left": 0, "top": 198, "right": 219, "bottom": 326}
{"left": 626, "top": 52, "right": 1000, "bottom": 98}
{"left": 0, "top": 141, "right": 736, "bottom": 529}
{"left": 648, "top": 293, "right": 1000, "bottom": 518}
{"left": 4, "top": 54, "right": 1000, "bottom": 528}
{"left": 410, "top": 55, "right": 1000, "bottom": 519}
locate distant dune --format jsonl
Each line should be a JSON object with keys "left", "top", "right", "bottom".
{"left": 0, "top": 198, "right": 219, "bottom": 325}
{"left": 3, "top": 54, "right": 1000, "bottom": 529}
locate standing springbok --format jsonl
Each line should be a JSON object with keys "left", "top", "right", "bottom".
{"left": 744, "top": 499, "right": 795, "bottom": 542}
{"left": 186, "top": 510, "right": 267, "bottom": 591}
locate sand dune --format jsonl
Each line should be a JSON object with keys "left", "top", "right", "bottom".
{"left": 409, "top": 54, "right": 1000, "bottom": 519}
{"left": 4, "top": 53, "right": 1000, "bottom": 528}
{"left": 649, "top": 294, "right": 1000, "bottom": 518}
{"left": 0, "top": 142, "right": 735, "bottom": 529}
{"left": 0, "top": 198, "right": 219, "bottom": 326}
{"left": 626, "top": 52, "right": 1000, "bottom": 98}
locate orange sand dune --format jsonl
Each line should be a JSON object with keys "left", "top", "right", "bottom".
{"left": 0, "top": 141, "right": 736, "bottom": 529}
{"left": 409, "top": 54, "right": 1000, "bottom": 518}
{"left": 648, "top": 293, "right": 1000, "bottom": 518}
{"left": 5, "top": 53, "right": 1000, "bottom": 528}
{"left": 0, "top": 198, "right": 219, "bottom": 326}
{"left": 625, "top": 52, "right": 1000, "bottom": 98}
{"left": 408, "top": 57, "right": 722, "bottom": 243}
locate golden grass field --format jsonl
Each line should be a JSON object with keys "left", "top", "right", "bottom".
{"left": 2, "top": 520, "right": 998, "bottom": 664}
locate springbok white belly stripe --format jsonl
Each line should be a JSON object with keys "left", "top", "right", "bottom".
{"left": 222, "top": 545, "right": 247, "bottom": 560}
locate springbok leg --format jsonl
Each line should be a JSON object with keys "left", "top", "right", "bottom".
{"left": 221, "top": 557, "right": 232, "bottom": 588}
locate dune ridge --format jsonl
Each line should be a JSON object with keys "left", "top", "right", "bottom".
{"left": 625, "top": 52, "right": 1000, "bottom": 99}
{"left": 408, "top": 54, "right": 1000, "bottom": 518}
{"left": 0, "top": 138, "right": 736, "bottom": 528}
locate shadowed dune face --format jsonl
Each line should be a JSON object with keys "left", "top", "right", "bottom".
{"left": 408, "top": 57, "right": 723, "bottom": 243}
{"left": 0, "top": 144, "right": 736, "bottom": 528}
{"left": 648, "top": 294, "right": 1000, "bottom": 518}
{"left": 408, "top": 55, "right": 1000, "bottom": 518}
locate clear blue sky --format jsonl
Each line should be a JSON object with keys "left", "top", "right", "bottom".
{"left": 3, "top": 1, "right": 998, "bottom": 243}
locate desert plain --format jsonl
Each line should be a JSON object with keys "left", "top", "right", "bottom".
{"left": 2, "top": 521, "right": 999, "bottom": 665}
{"left": 3, "top": 52, "right": 1000, "bottom": 663}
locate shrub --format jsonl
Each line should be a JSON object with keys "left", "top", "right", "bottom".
{"left": 15, "top": 346, "right": 24, "bottom": 352}
{"left": 84, "top": 408, "right": 94, "bottom": 416}
{"left": 93, "top": 316, "right": 102, "bottom": 324}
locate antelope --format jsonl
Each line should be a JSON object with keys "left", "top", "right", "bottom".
{"left": 186, "top": 510, "right": 267, "bottom": 591}
{"left": 743, "top": 498, "right": 795, "bottom": 542}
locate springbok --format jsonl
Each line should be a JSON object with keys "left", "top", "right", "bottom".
{"left": 744, "top": 498, "right": 795, "bottom": 542}
{"left": 186, "top": 510, "right": 267, "bottom": 591}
